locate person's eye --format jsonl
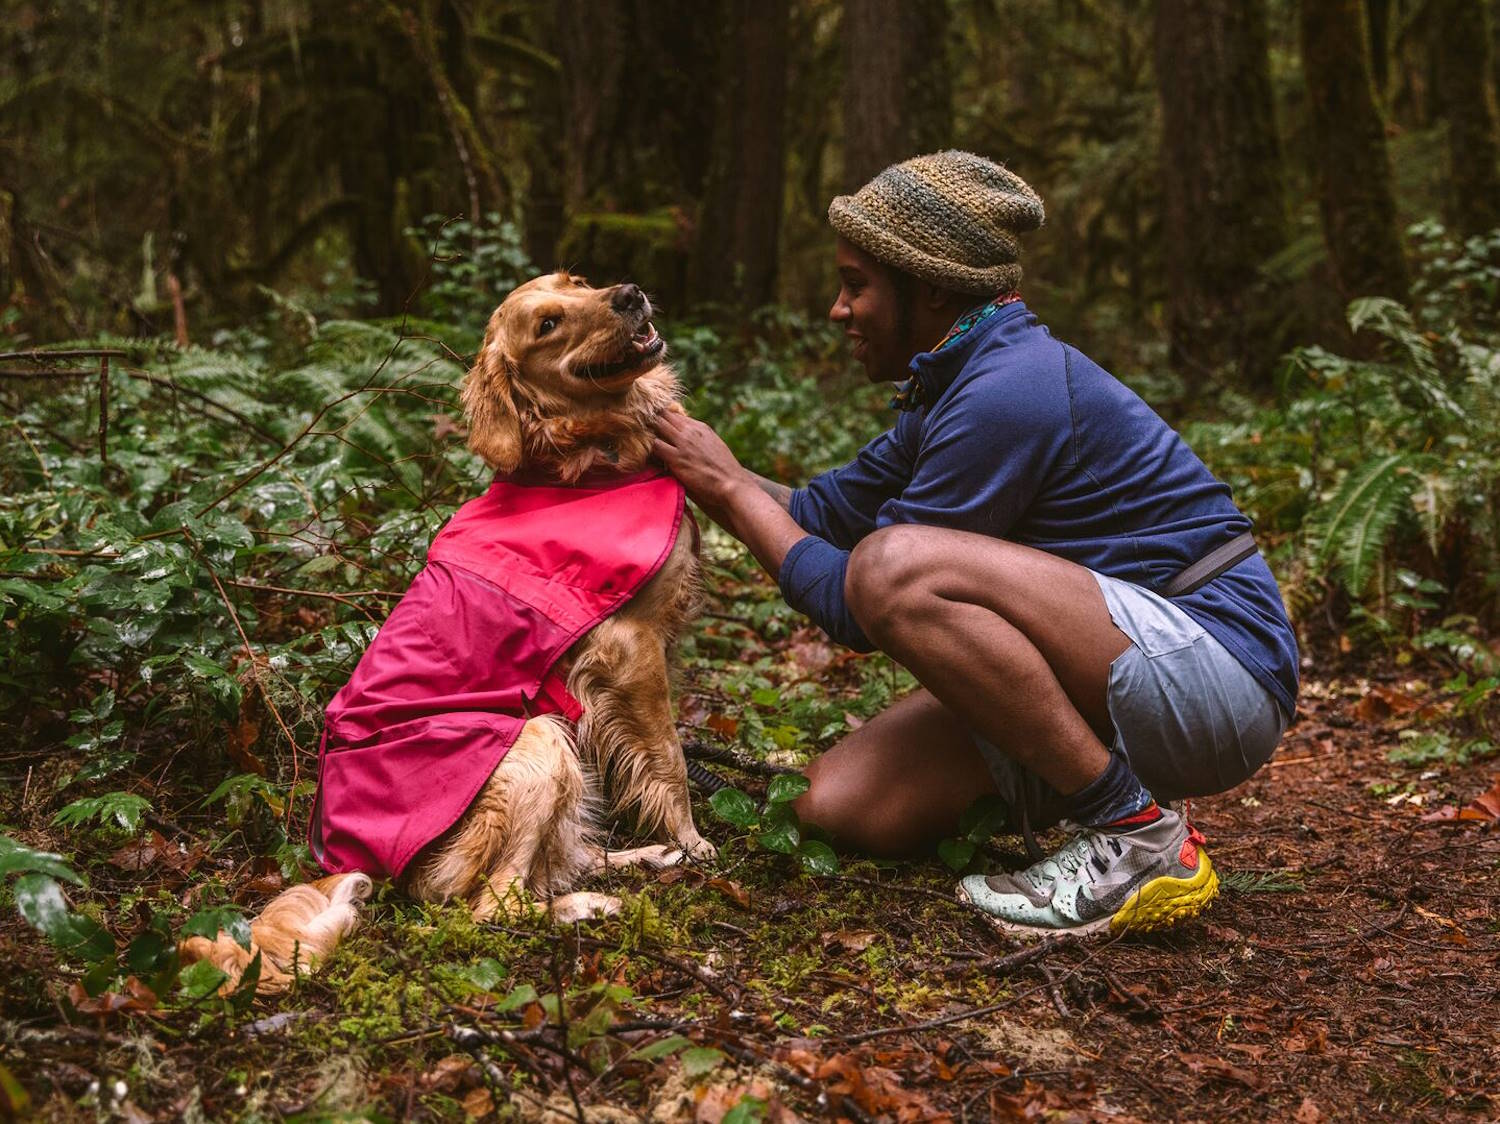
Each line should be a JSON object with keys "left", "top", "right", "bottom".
{"left": 538, "top": 317, "right": 558, "bottom": 336}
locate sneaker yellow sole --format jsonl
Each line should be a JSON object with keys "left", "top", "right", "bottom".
{"left": 1107, "top": 850, "right": 1219, "bottom": 935}
{"left": 957, "top": 851, "right": 1220, "bottom": 940}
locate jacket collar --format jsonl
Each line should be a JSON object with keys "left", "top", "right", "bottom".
{"left": 896, "top": 299, "right": 1033, "bottom": 410}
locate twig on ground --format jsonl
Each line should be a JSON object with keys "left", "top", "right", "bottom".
{"left": 448, "top": 1024, "right": 517, "bottom": 1095}
{"left": 1092, "top": 962, "right": 1155, "bottom": 1016}
{"left": 549, "top": 947, "right": 587, "bottom": 1123}
{"left": 1038, "top": 961, "right": 1071, "bottom": 1019}
{"left": 941, "top": 937, "right": 1070, "bottom": 978}
{"left": 1303, "top": 798, "right": 1377, "bottom": 822}
{"left": 681, "top": 737, "right": 799, "bottom": 777}
{"left": 573, "top": 934, "right": 739, "bottom": 1005}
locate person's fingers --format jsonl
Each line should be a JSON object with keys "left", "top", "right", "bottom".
{"left": 652, "top": 409, "right": 686, "bottom": 436}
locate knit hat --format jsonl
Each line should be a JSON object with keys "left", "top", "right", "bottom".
{"left": 829, "top": 150, "right": 1045, "bottom": 295}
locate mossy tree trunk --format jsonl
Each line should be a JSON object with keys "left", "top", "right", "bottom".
{"left": 1428, "top": 0, "right": 1500, "bottom": 237}
{"left": 1154, "top": 0, "right": 1289, "bottom": 385}
{"left": 841, "top": 0, "right": 952, "bottom": 190}
{"left": 691, "top": 0, "right": 790, "bottom": 308}
{"left": 1300, "top": 0, "right": 1410, "bottom": 303}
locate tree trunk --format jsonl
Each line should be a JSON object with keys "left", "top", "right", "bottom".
{"left": 692, "top": 0, "right": 790, "bottom": 308}
{"left": 1366, "top": 0, "right": 1393, "bottom": 94}
{"left": 1429, "top": 0, "right": 1500, "bottom": 237}
{"left": 841, "top": 0, "right": 952, "bottom": 190}
{"left": 1300, "top": 0, "right": 1410, "bottom": 302}
{"left": 1154, "top": 0, "right": 1289, "bottom": 384}
{"left": 555, "top": 0, "right": 628, "bottom": 216}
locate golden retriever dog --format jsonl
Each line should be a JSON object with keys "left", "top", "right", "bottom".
{"left": 181, "top": 273, "right": 712, "bottom": 992}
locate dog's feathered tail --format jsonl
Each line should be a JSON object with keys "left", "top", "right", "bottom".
{"left": 178, "top": 871, "right": 372, "bottom": 995}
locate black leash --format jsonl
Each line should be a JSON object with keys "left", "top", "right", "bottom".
{"left": 685, "top": 758, "right": 732, "bottom": 795}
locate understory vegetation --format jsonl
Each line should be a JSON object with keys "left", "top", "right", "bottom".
{"left": 3, "top": 219, "right": 1499, "bottom": 1119}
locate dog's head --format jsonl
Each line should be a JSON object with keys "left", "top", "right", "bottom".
{"left": 462, "top": 272, "right": 680, "bottom": 481}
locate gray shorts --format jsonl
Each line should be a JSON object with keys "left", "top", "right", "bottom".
{"left": 977, "top": 570, "right": 1288, "bottom": 829}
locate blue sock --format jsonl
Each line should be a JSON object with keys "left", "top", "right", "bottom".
{"left": 1065, "top": 751, "right": 1159, "bottom": 830}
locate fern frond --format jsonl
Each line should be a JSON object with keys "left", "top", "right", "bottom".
{"left": 1307, "top": 452, "right": 1427, "bottom": 595}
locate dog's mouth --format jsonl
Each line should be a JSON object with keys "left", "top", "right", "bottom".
{"left": 575, "top": 319, "right": 667, "bottom": 382}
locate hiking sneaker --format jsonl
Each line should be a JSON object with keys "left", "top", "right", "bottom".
{"left": 957, "top": 806, "right": 1217, "bottom": 938}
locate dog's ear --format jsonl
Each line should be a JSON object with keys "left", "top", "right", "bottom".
{"left": 462, "top": 339, "right": 523, "bottom": 473}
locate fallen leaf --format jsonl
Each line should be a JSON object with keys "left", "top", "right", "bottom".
{"left": 461, "top": 1085, "right": 492, "bottom": 1118}
{"left": 1181, "top": 1052, "right": 1262, "bottom": 1089}
{"left": 225, "top": 700, "right": 265, "bottom": 776}
{"left": 421, "top": 1054, "right": 475, "bottom": 1092}
{"left": 68, "top": 977, "right": 158, "bottom": 1018}
{"left": 707, "top": 877, "right": 751, "bottom": 909}
{"left": 706, "top": 713, "right": 739, "bottom": 740}
{"left": 1295, "top": 1096, "right": 1323, "bottom": 1123}
{"left": 1355, "top": 684, "right": 1420, "bottom": 722}
{"left": 821, "top": 929, "right": 878, "bottom": 954}
{"left": 109, "top": 831, "right": 167, "bottom": 871}
{"left": 787, "top": 635, "right": 837, "bottom": 674}
{"left": 1460, "top": 774, "right": 1500, "bottom": 820}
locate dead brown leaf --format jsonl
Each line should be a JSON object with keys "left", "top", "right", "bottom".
{"left": 1355, "top": 684, "right": 1421, "bottom": 723}
{"left": 109, "top": 831, "right": 167, "bottom": 871}
{"left": 68, "top": 977, "right": 158, "bottom": 1019}
{"left": 1181, "top": 1052, "right": 1263, "bottom": 1089}
{"left": 707, "top": 877, "right": 751, "bottom": 909}
{"left": 820, "top": 929, "right": 878, "bottom": 955}
{"left": 420, "top": 1054, "right": 475, "bottom": 1093}
{"left": 1421, "top": 773, "right": 1500, "bottom": 823}
{"left": 1294, "top": 1096, "right": 1324, "bottom": 1123}
{"left": 706, "top": 713, "right": 739, "bottom": 740}
{"left": 460, "top": 1085, "right": 492, "bottom": 1119}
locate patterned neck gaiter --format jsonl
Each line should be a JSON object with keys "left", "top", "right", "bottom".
{"left": 890, "top": 291, "right": 1023, "bottom": 412}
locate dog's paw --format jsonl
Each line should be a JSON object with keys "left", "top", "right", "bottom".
{"left": 633, "top": 844, "right": 688, "bottom": 870}
{"left": 679, "top": 834, "right": 717, "bottom": 863}
{"left": 548, "top": 891, "right": 622, "bottom": 924}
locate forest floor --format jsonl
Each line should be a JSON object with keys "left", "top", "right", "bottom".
{"left": 5, "top": 630, "right": 1499, "bottom": 1122}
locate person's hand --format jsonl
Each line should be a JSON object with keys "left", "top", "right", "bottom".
{"left": 651, "top": 411, "right": 752, "bottom": 520}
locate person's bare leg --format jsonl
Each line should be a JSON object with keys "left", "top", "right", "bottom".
{"left": 847, "top": 525, "right": 1130, "bottom": 799}
{"left": 793, "top": 688, "right": 998, "bottom": 855}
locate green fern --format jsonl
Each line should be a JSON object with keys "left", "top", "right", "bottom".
{"left": 1307, "top": 453, "right": 1428, "bottom": 596}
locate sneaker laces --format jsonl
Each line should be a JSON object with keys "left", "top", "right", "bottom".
{"left": 1022, "top": 823, "right": 1133, "bottom": 894}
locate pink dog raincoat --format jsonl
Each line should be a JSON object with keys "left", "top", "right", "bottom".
{"left": 309, "top": 468, "right": 686, "bottom": 879}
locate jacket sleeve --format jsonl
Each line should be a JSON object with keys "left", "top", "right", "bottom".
{"left": 776, "top": 421, "right": 914, "bottom": 652}
{"left": 787, "top": 423, "right": 915, "bottom": 550}
{"left": 777, "top": 535, "right": 875, "bottom": 652}
{"left": 778, "top": 375, "right": 1066, "bottom": 651}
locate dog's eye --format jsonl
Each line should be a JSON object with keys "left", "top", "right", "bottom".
{"left": 538, "top": 317, "right": 558, "bottom": 337}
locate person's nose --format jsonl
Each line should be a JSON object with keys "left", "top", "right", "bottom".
{"left": 829, "top": 292, "right": 850, "bottom": 323}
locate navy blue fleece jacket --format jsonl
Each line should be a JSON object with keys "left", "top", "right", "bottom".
{"left": 778, "top": 301, "right": 1299, "bottom": 718}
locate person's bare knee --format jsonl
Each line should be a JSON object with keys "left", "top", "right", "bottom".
{"left": 794, "top": 750, "right": 952, "bottom": 857}
{"left": 792, "top": 754, "right": 851, "bottom": 841}
{"left": 846, "top": 525, "right": 940, "bottom": 644}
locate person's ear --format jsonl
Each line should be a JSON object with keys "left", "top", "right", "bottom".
{"left": 923, "top": 283, "right": 960, "bottom": 310}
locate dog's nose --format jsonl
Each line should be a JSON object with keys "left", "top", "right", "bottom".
{"left": 611, "top": 283, "right": 646, "bottom": 313}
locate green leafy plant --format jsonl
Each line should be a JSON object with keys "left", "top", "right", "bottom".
{"left": 0, "top": 834, "right": 114, "bottom": 963}
{"left": 709, "top": 775, "right": 838, "bottom": 876}
{"left": 52, "top": 792, "right": 152, "bottom": 834}
{"left": 937, "top": 795, "right": 1010, "bottom": 873}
